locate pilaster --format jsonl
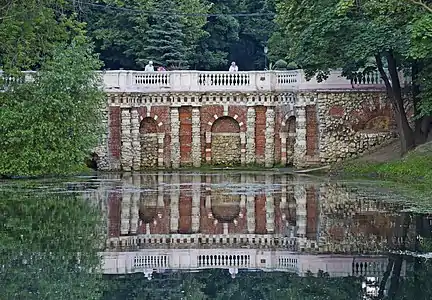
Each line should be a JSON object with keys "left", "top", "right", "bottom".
{"left": 294, "top": 96, "right": 307, "bottom": 166}
{"left": 191, "top": 174, "right": 201, "bottom": 232}
{"left": 265, "top": 174, "right": 274, "bottom": 233}
{"left": 246, "top": 176, "right": 256, "bottom": 233}
{"left": 130, "top": 174, "right": 140, "bottom": 234}
{"left": 130, "top": 108, "right": 141, "bottom": 170}
{"left": 121, "top": 174, "right": 132, "bottom": 235}
{"left": 170, "top": 108, "right": 180, "bottom": 168}
{"left": 120, "top": 108, "right": 133, "bottom": 171}
{"left": 265, "top": 106, "right": 275, "bottom": 167}
{"left": 294, "top": 183, "right": 307, "bottom": 238}
{"left": 245, "top": 106, "right": 256, "bottom": 165}
{"left": 170, "top": 173, "right": 180, "bottom": 232}
{"left": 191, "top": 107, "right": 201, "bottom": 167}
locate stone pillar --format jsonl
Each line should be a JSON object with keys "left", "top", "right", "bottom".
{"left": 294, "top": 183, "right": 307, "bottom": 238}
{"left": 280, "top": 132, "right": 287, "bottom": 166}
{"left": 240, "top": 132, "right": 246, "bottom": 166}
{"left": 265, "top": 106, "right": 275, "bottom": 167}
{"left": 191, "top": 107, "right": 201, "bottom": 167}
{"left": 130, "top": 108, "right": 141, "bottom": 170}
{"left": 245, "top": 106, "right": 256, "bottom": 165}
{"left": 130, "top": 174, "right": 140, "bottom": 234}
{"left": 157, "top": 172, "right": 164, "bottom": 207}
{"left": 280, "top": 175, "right": 287, "bottom": 210}
{"left": 265, "top": 174, "right": 275, "bottom": 233}
{"left": 246, "top": 176, "right": 255, "bottom": 233}
{"left": 294, "top": 97, "right": 307, "bottom": 166}
{"left": 121, "top": 108, "right": 133, "bottom": 171}
{"left": 205, "top": 132, "right": 212, "bottom": 164}
{"left": 170, "top": 108, "right": 180, "bottom": 169}
{"left": 191, "top": 174, "right": 201, "bottom": 232}
{"left": 170, "top": 173, "right": 180, "bottom": 232}
{"left": 157, "top": 133, "right": 165, "bottom": 168}
{"left": 121, "top": 174, "right": 132, "bottom": 235}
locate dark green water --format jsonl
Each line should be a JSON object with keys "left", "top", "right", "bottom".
{"left": 1, "top": 171, "right": 431, "bottom": 299}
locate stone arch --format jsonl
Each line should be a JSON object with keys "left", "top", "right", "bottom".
{"left": 211, "top": 116, "right": 241, "bottom": 165}
{"left": 140, "top": 117, "right": 159, "bottom": 168}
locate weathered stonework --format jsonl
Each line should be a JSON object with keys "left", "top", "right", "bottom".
{"left": 99, "top": 89, "right": 399, "bottom": 170}
{"left": 315, "top": 92, "right": 396, "bottom": 164}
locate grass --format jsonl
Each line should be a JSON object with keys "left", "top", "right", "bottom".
{"left": 339, "top": 150, "right": 432, "bottom": 182}
{"left": 335, "top": 150, "right": 432, "bottom": 212}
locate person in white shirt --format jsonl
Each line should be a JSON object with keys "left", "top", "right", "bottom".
{"left": 229, "top": 61, "right": 238, "bottom": 72}
{"left": 145, "top": 61, "right": 155, "bottom": 72}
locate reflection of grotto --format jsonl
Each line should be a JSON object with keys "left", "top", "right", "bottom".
{"left": 138, "top": 195, "right": 161, "bottom": 224}
{"left": 211, "top": 193, "right": 241, "bottom": 223}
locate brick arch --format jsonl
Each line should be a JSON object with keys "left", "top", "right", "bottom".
{"left": 206, "top": 114, "right": 245, "bottom": 132}
{"left": 211, "top": 117, "right": 241, "bottom": 165}
{"left": 140, "top": 117, "right": 159, "bottom": 167}
{"left": 140, "top": 114, "right": 164, "bottom": 128}
{"left": 351, "top": 102, "right": 395, "bottom": 132}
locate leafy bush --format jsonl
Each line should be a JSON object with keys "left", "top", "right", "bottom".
{"left": 274, "top": 59, "right": 288, "bottom": 70}
{"left": 0, "top": 41, "right": 105, "bottom": 177}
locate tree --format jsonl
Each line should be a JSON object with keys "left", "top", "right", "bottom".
{"left": 0, "top": 0, "right": 85, "bottom": 73}
{"left": 142, "top": 0, "right": 188, "bottom": 68}
{"left": 0, "top": 186, "right": 106, "bottom": 299}
{"left": 273, "top": 0, "right": 432, "bottom": 154}
{"left": 0, "top": 40, "right": 105, "bottom": 177}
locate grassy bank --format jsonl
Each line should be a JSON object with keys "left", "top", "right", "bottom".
{"left": 335, "top": 144, "right": 432, "bottom": 211}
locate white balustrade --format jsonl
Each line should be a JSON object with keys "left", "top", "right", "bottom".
{"left": 1, "top": 69, "right": 410, "bottom": 94}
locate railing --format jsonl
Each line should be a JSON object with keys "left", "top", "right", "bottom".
{"left": 2, "top": 69, "right": 411, "bottom": 93}
{"left": 107, "top": 233, "right": 298, "bottom": 250}
{"left": 101, "top": 249, "right": 391, "bottom": 277}
{"left": 101, "top": 69, "right": 410, "bottom": 93}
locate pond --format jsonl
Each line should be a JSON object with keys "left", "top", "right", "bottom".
{"left": 0, "top": 171, "right": 431, "bottom": 299}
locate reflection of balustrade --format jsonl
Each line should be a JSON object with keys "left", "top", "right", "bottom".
{"left": 134, "top": 255, "right": 169, "bottom": 269}
{"left": 107, "top": 234, "right": 298, "bottom": 250}
{"left": 198, "top": 254, "right": 251, "bottom": 268}
{"left": 102, "top": 249, "right": 394, "bottom": 279}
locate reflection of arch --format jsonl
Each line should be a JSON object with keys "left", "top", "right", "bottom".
{"left": 211, "top": 196, "right": 241, "bottom": 223}
{"left": 138, "top": 193, "right": 160, "bottom": 224}
{"left": 211, "top": 117, "right": 241, "bottom": 166}
{"left": 140, "top": 118, "right": 158, "bottom": 168}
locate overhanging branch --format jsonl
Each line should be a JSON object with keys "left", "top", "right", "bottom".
{"left": 409, "top": 0, "right": 432, "bottom": 13}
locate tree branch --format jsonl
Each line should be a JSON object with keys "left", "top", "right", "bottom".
{"left": 409, "top": 0, "right": 432, "bottom": 13}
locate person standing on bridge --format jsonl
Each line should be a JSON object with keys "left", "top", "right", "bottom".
{"left": 145, "top": 61, "right": 155, "bottom": 72}
{"left": 229, "top": 61, "right": 238, "bottom": 72}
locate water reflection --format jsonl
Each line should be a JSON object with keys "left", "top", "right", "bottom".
{"left": 1, "top": 171, "right": 431, "bottom": 299}
{"left": 0, "top": 188, "right": 105, "bottom": 299}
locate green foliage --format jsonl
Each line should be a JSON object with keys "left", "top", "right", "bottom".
{"left": 0, "top": 185, "right": 106, "bottom": 299}
{"left": 0, "top": 41, "right": 105, "bottom": 177}
{"left": 84, "top": 0, "right": 276, "bottom": 70}
{"left": 103, "top": 270, "right": 364, "bottom": 299}
{"left": 144, "top": 0, "right": 189, "bottom": 68}
{"left": 0, "top": 0, "right": 86, "bottom": 74}
{"left": 342, "top": 151, "right": 432, "bottom": 183}
{"left": 274, "top": 59, "right": 288, "bottom": 70}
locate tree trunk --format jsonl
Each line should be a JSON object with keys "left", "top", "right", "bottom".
{"left": 375, "top": 53, "right": 415, "bottom": 155}
{"left": 412, "top": 61, "right": 432, "bottom": 144}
